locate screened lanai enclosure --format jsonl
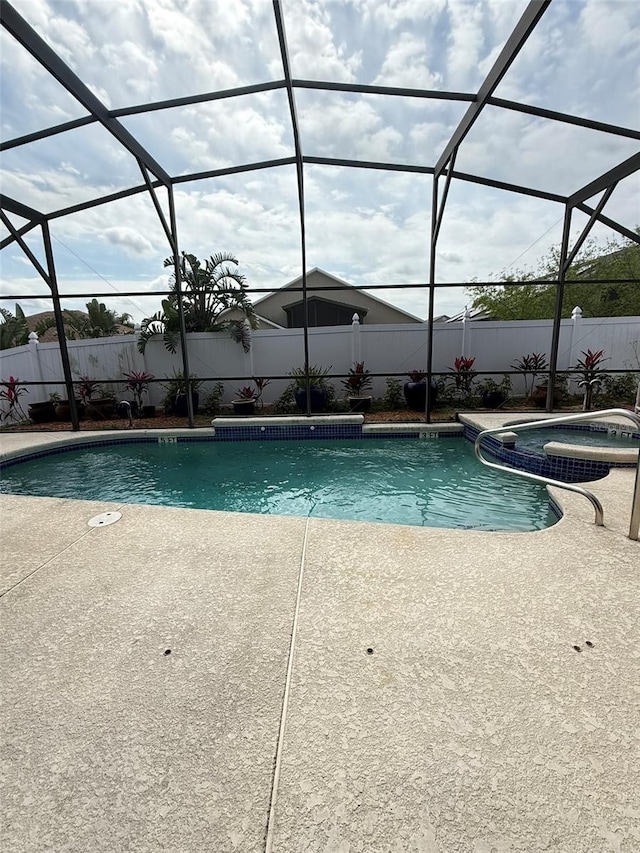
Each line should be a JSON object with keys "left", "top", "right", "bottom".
{"left": 1, "top": 0, "right": 639, "bottom": 428}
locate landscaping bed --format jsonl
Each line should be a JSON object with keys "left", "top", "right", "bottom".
{"left": 0, "top": 402, "right": 591, "bottom": 433}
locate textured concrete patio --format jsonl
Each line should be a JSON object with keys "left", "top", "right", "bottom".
{"left": 1, "top": 430, "right": 638, "bottom": 852}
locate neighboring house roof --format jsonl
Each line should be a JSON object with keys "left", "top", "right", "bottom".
{"left": 446, "top": 306, "right": 493, "bottom": 322}
{"left": 222, "top": 268, "right": 424, "bottom": 327}
{"left": 252, "top": 313, "right": 285, "bottom": 330}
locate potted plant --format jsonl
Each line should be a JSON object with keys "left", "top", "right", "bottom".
{"left": 232, "top": 386, "right": 257, "bottom": 415}
{"left": 77, "top": 376, "right": 115, "bottom": 420}
{"left": 478, "top": 375, "right": 511, "bottom": 408}
{"left": 403, "top": 369, "right": 439, "bottom": 412}
{"left": 55, "top": 397, "right": 84, "bottom": 421}
{"left": 341, "top": 361, "right": 373, "bottom": 412}
{"left": 54, "top": 384, "right": 85, "bottom": 421}
{"left": 28, "top": 393, "right": 58, "bottom": 424}
{"left": 291, "top": 365, "right": 332, "bottom": 412}
{"left": 161, "top": 369, "right": 203, "bottom": 416}
{"left": 123, "top": 370, "right": 155, "bottom": 417}
{"left": 231, "top": 377, "right": 272, "bottom": 415}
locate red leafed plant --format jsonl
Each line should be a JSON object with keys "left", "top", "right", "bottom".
{"left": 342, "top": 362, "right": 373, "bottom": 395}
{"left": 575, "top": 348, "right": 608, "bottom": 380}
{"left": 450, "top": 355, "right": 477, "bottom": 397}
{"left": 235, "top": 378, "right": 271, "bottom": 405}
{"left": 0, "top": 375, "right": 29, "bottom": 423}
{"left": 453, "top": 356, "right": 476, "bottom": 372}
{"left": 235, "top": 385, "right": 257, "bottom": 400}
{"left": 77, "top": 375, "right": 101, "bottom": 400}
{"left": 123, "top": 370, "right": 154, "bottom": 409}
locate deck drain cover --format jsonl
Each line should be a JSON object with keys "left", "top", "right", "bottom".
{"left": 88, "top": 511, "right": 122, "bottom": 528}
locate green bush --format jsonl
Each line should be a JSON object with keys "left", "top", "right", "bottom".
{"left": 274, "top": 382, "right": 297, "bottom": 413}
{"left": 201, "top": 382, "right": 225, "bottom": 415}
{"left": 599, "top": 372, "right": 638, "bottom": 405}
{"left": 381, "top": 377, "right": 405, "bottom": 410}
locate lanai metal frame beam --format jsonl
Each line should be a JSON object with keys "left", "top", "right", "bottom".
{"left": 544, "top": 149, "right": 640, "bottom": 411}
{"left": 272, "top": 0, "right": 312, "bottom": 416}
{"left": 4, "top": 77, "right": 639, "bottom": 156}
{"left": 0, "top": 210, "right": 81, "bottom": 428}
{"left": 0, "top": 0, "right": 171, "bottom": 186}
{"left": 5, "top": 153, "right": 634, "bottom": 243}
{"left": 434, "top": 0, "right": 552, "bottom": 177}
{"left": 0, "top": 194, "right": 45, "bottom": 222}
{"left": 427, "top": 0, "right": 550, "bottom": 420}
{"left": 568, "top": 152, "right": 640, "bottom": 208}
{"left": 1, "top": 0, "right": 638, "bottom": 430}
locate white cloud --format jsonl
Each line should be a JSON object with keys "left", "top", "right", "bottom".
{"left": 273, "top": 0, "right": 362, "bottom": 82}
{"left": 103, "top": 227, "right": 155, "bottom": 256}
{"left": 355, "top": 0, "right": 447, "bottom": 31}
{"left": 445, "top": 0, "right": 486, "bottom": 89}
{"left": 373, "top": 35, "right": 442, "bottom": 89}
{"left": 299, "top": 94, "right": 403, "bottom": 161}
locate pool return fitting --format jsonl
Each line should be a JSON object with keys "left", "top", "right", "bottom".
{"left": 474, "top": 409, "right": 640, "bottom": 541}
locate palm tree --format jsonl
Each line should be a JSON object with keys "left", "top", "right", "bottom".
{"left": 137, "top": 252, "right": 257, "bottom": 353}
{"left": 34, "top": 299, "right": 134, "bottom": 340}
{"left": 84, "top": 298, "right": 132, "bottom": 336}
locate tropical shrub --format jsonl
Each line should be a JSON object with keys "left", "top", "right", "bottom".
{"left": 341, "top": 362, "right": 372, "bottom": 396}
{"left": 123, "top": 370, "right": 154, "bottom": 410}
{"left": 138, "top": 252, "right": 257, "bottom": 354}
{"left": 0, "top": 376, "right": 29, "bottom": 423}
{"left": 511, "top": 352, "right": 548, "bottom": 397}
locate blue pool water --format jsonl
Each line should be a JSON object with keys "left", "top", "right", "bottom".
{"left": 510, "top": 426, "right": 640, "bottom": 453}
{"left": 0, "top": 438, "right": 556, "bottom": 531}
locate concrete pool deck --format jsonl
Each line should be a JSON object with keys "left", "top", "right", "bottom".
{"left": 1, "top": 425, "right": 639, "bottom": 852}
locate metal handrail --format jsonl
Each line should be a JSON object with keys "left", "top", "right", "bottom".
{"left": 474, "top": 408, "right": 640, "bottom": 541}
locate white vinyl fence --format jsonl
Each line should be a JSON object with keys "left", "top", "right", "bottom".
{"left": 2, "top": 312, "right": 639, "bottom": 416}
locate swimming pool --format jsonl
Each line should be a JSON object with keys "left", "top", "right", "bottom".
{"left": 0, "top": 437, "right": 556, "bottom": 531}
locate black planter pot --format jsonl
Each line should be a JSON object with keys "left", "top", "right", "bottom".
{"left": 174, "top": 391, "right": 199, "bottom": 417}
{"left": 232, "top": 399, "right": 256, "bottom": 416}
{"left": 55, "top": 399, "right": 84, "bottom": 421}
{"left": 403, "top": 380, "right": 438, "bottom": 412}
{"left": 532, "top": 384, "right": 561, "bottom": 409}
{"left": 142, "top": 405, "right": 156, "bottom": 418}
{"left": 348, "top": 395, "right": 372, "bottom": 413}
{"left": 294, "top": 386, "right": 327, "bottom": 412}
{"left": 85, "top": 398, "right": 116, "bottom": 420}
{"left": 28, "top": 400, "right": 56, "bottom": 424}
{"left": 481, "top": 390, "right": 506, "bottom": 409}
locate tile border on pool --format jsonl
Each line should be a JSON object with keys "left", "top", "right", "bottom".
{"left": 462, "top": 423, "right": 637, "bottom": 483}
{"left": 0, "top": 421, "right": 466, "bottom": 470}
{"left": 209, "top": 418, "right": 464, "bottom": 442}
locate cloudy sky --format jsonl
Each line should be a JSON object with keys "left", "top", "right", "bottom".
{"left": 1, "top": 0, "right": 639, "bottom": 324}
